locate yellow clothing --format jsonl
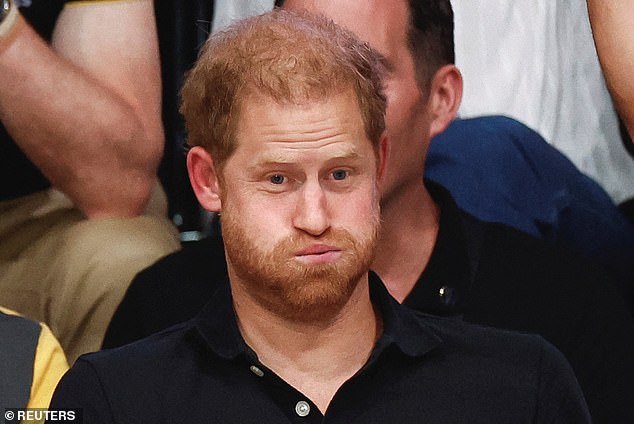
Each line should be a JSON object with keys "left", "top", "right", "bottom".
{"left": 0, "top": 307, "right": 69, "bottom": 408}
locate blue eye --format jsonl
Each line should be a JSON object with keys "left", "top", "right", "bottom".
{"left": 269, "top": 174, "right": 285, "bottom": 184}
{"left": 332, "top": 170, "right": 348, "bottom": 180}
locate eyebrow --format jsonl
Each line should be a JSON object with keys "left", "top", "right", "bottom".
{"left": 252, "top": 146, "right": 363, "bottom": 168}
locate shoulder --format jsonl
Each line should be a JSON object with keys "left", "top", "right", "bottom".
{"left": 50, "top": 321, "right": 203, "bottom": 410}
{"left": 430, "top": 115, "right": 556, "bottom": 160}
{"left": 103, "top": 234, "right": 225, "bottom": 348}
{"left": 0, "top": 306, "right": 40, "bottom": 330}
{"left": 133, "top": 235, "right": 224, "bottom": 287}
{"left": 420, "top": 311, "right": 552, "bottom": 360}
{"left": 408, "top": 313, "right": 590, "bottom": 421}
{"left": 470, "top": 216, "right": 632, "bottom": 329}
{"left": 28, "top": 322, "right": 69, "bottom": 408}
{"left": 87, "top": 321, "right": 199, "bottom": 374}
{"left": 423, "top": 315, "right": 591, "bottom": 422}
{"left": 0, "top": 307, "right": 68, "bottom": 408}
{"left": 474, "top": 215, "right": 615, "bottom": 286}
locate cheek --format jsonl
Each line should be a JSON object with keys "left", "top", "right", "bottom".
{"left": 383, "top": 83, "right": 428, "bottom": 162}
{"left": 226, "top": 205, "right": 289, "bottom": 252}
{"left": 333, "top": 185, "right": 380, "bottom": 227}
{"left": 223, "top": 190, "right": 287, "bottom": 236}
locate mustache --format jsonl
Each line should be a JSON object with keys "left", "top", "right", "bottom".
{"left": 276, "top": 228, "right": 359, "bottom": 253}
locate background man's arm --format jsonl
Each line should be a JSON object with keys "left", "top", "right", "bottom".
{"left": 588, "top": 0, "right": 634, "bottom": 141}
{"left": 0, "top": 0, "right": 164, "bottom": 218}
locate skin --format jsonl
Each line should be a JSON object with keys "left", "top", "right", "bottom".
{"left": 0, "top": 0, "right": 164, "bottom": 218}
{"left": 282, "top": 0, "right": 463, "bottom": 300}
{"left": 587, "top": 0, "right": 634, "bottom": 142}
{"left": 188, "top": 90, "right": 387, "bottom": 412}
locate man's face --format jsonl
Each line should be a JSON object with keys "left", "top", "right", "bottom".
{"left": 282, "top": 0, "right": 432, "bottom": 203}
{"left": 219, "top": 90, "right": 382, "bottom": 321}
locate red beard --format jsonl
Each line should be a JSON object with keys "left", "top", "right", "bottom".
{"left": 221, "top": 213, "right": 379, "bottom": 321}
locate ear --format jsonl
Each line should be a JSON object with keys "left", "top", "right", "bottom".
{"left": 186, "top": 146, "right": 223, "bottom": 212}
{"left": 427, "top": 64, "right": 463, "bottom": 139}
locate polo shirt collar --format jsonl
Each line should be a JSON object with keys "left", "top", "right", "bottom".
{"left": 368, "top": 271, "right": 442, "bottom": 358}
{"left": 403, "top": 179, "right": 472, "bottom": 315}
{"left": 194, "top": 271, "right": 442, "bottom": 361}
{"left": 193, "top": 276, "right": 248, "bottom": 360}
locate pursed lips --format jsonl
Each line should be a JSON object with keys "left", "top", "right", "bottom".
{"left": 294, "top": 244, "right": 343, "bottom": 264}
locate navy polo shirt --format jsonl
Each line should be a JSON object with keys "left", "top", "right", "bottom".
{"left": 51, "top": 273, "right": 589, "bottom": 423}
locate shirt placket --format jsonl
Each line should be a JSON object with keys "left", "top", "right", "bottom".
{"left": 245, "top": 359, "right": 325, "bottom": 424}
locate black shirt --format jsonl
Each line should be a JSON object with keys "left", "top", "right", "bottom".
{"left": 52, "top": 273, "right": 590, "bottom": 423}
{"left": 104, "top": 181, "right": 634, "bottom": 423}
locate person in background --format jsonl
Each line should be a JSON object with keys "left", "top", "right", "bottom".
{"left": 211, "top": 0, "right": 270, "bottom": 31}
{"left": 427, "top": 115, "right": 634, "bottom": 286}
{"left": 206, "top": 0, "right": 634, "bottom": 287}
{"left": 48, "top": 10, "right": 591, "bottom": 422}
{"left": 0, "top": 0, "right": 180, "bottom": 364}
{"left": 588, "top": 0, "right": 634, "bottom": 223}
{"left": 451, "top": 0, "right": 634, "bottom": 206}
{"left": 587, "top": 0, "right": 634, "bottom": 143}
{"left": 1, "top": 306, "right": 68, "bottom": 408}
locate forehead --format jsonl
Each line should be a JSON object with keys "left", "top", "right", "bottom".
{"left": 231, "top": 90, "right": 372, "bottom": 160}
{"left": 282, "top": 0, "right": 410, "bottom": 60}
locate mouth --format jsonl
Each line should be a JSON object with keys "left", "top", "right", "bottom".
{"left": 294, "top": 244, "right": 343, "bottom": 264}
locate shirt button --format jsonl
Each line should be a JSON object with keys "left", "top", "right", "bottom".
{"left": 295, "top": 400, "right": 310, "bottom": 417}
{"left": 439, "top": 285, "right": 457, "bottom": 306}
{"left": 249, "top": 365, "right": 264, "bottom": 377}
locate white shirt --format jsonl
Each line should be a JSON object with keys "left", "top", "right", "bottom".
{"left": 453, "top": 0, "right": 634, "bottom": 202}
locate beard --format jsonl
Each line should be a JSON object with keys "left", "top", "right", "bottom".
{"left": 221, "top": 210, "right": 380, "bottom": 322}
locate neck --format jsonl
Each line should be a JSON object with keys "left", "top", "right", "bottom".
{"left": 372, "top": 180, "right": 439, "bottom": 302}
{"left": 231, "top": 275, "right": 381, "bottom": 413}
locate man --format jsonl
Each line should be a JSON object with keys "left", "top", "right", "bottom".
{"left": 49, "top": 10, "right": 590, "bottom": 422}
{"left": 104, "top": 1, "right": 634, "bottom": 344}
{"left": 0, "top": 0, "right": 180, "bottom": 362}
{"left": 103, "top": 1, "right": 634, "bottom": 422}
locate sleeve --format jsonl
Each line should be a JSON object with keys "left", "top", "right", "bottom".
{"left": 26, "top": 322, "right": 69, "bottom": 408}
{"left": 535, "top": 340, "right": 592, "bottom": 423}
{"left": 47, "top": 359, "right": 116, "bottom": 424}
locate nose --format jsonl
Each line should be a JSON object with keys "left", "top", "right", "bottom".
{"left": 292, "top": 180, "right": 330, "bottom": 236}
